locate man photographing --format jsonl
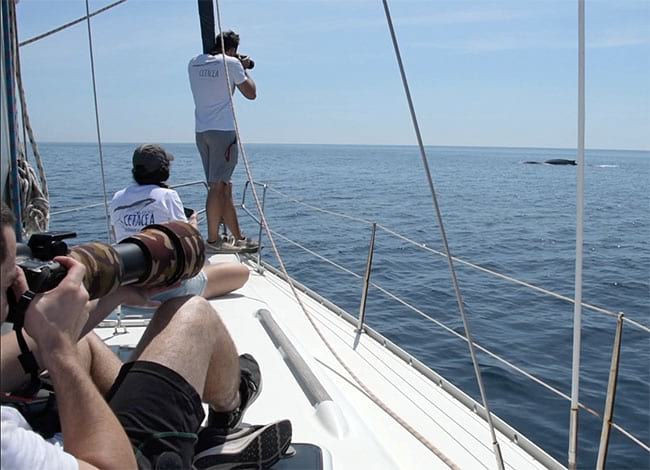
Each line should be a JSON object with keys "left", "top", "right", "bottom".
{"left": 188, "top": 30, "right": 259, "bottom": 254}
{"left": 0, "top": 201, "right": 292, "bottom": 468}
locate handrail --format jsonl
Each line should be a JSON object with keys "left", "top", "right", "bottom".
{"left": 245, "top": 181, "right": 650, "bottom": 460}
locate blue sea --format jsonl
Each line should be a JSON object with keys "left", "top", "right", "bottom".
{"left": 33, "top": 142, "right": 649, "bottom": 469}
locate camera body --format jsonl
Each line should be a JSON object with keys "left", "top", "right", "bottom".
{"left": 18, "top": 259, "right": 68, "bottom": 294}
{"left": 16, "top": 232, "right": 76, "bottom": 294}
{"left": 237, "top": 54, "right": 255, "bottom": 70}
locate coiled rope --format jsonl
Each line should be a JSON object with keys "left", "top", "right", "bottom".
{"left": 213, "top": 1, "right": 459, "bottom": 467}
{"left": 8, "top": 0, "right": 49, "bottom": 236}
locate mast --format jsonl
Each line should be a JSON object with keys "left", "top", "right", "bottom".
{"left": 197, "top": 0, "right": 215, "bottom": 54}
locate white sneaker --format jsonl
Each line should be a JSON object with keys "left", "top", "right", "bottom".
{"left": 205, "top": 238, "right": 240, "bottom": 255}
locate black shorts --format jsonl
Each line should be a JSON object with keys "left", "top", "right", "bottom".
{"left": 106, "top": 360, "right": 206, "bottom": 469}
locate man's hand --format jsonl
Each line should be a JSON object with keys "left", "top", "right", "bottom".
{"left": 10, "top": 265, "right": 29, "bottom": 299}
{"left": 188, "top": 211, "right": 199, "bottom": 229}
{"left": 23, "top": 256, "right": 90, "bottom": 356}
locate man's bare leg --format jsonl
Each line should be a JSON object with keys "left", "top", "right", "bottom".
{"left": 222, "top": 182, "right": 243, "bottom": 240}
{"left": 76, "top": 332, "right": 122, "bottom": 396}
{"left": 201, "top": 263, "right": 249, "bottom": 299}
{"left": 206, "top": 182, "right": 228, "bottom": 243}
{"left": 128, "top": 296, "right": 240, "bottom": 412}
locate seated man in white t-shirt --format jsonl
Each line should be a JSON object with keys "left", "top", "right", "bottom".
{"left": 110, "top": 144, "right": 249, "bottom": 306}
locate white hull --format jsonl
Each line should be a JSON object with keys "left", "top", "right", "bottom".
{"left": 96, "top": 254, "right": 564, "bottom": 469}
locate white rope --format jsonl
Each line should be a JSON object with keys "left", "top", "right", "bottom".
{"left": 568, "top": 1, "right": 586, "bottom": 468}
{"left": 15, "top": 152, "right": 48, "bottom": 235}
{"left": 212, "top": 3, "right": 457, "bottom": 466}
{"left": 84, "top": 0, "right": 113, "bottom": 243}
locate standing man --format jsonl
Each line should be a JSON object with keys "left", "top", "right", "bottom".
{"left": 189, "top": 30, "right": 258, "bottom": 254}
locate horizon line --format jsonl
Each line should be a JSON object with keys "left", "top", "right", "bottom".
{"left": 36, "top": 140, "right": 650, "bottom": 153}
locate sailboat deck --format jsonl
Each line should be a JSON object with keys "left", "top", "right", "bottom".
{"left": 95, "top": 255, "right": 564, "bottom": 470}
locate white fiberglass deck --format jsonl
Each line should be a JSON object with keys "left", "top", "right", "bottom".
{"left": 95, "top": 255, "right": 564, "bottom": 470}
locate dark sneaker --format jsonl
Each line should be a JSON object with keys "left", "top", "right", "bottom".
{"left": 193, "top": 420, "right": 292, "bottom": 470}
{"left": 208, "top": 354, "right": 262, "bottom": 430}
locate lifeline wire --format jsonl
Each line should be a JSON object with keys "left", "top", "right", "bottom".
{"left": 381, "top": 1, "right": 504, "bottom": 468}
{"left": 212, "top": 2, "right": 458, "bottom": 467}
{"left": 268, "top": 186, "right": 649, "bottom": 332}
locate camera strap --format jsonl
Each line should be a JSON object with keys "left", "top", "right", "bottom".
{"left": 7, "top": 289, "right": 42, "bottom": 394}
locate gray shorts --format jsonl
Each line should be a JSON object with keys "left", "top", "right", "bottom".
{"left": 195, "top": 130, "right": 238, "bottom": 183}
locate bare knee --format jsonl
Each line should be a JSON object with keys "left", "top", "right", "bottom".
{"left": 157, "top": 296, "right": 222, "bottom": 333}
{"left": 202, "top": 263, "right": 249, "bottom": 299}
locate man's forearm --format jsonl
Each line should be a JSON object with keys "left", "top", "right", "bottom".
{"left": 82, "top": 290, "right": 125, "bottom": 337}
{"left": 45, "top": 346, "right": 136, "bottom": 469}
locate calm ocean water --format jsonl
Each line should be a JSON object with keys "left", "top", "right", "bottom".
{"left": 36, "top": 142, "right": 649, "bottom": 469}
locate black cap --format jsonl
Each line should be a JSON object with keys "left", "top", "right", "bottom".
{"left": 132, "top": 144, "right": 174, "bottom": 173}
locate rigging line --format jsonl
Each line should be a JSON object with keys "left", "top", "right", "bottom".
{"left": 376, "top": 223, "right": 631, "bottom": 323}
{"left": 212, "top": 3, "right": 457, "bottom": 466}
{"left": 11, "top": 1, "right": 48, "bottom": 200}
{"left": 268, "top": 230, "right": 361, "bottom": 279}
{"left": 610, "top": 423, "right": 650, "bottom": 453}
{"left": 266, "top": 186, "right": 374, "bottom": 225}
{"left": 380, "top": 1, "right": 504, "bottom": 468}
{"left": 84, "top": 0, "right": 112, "bottom": 243}
{"left": 568, "top": 1, "right": 586, "bottom": 468}
{"left": 18, "top": 0, "right": 128, "bottom": 47}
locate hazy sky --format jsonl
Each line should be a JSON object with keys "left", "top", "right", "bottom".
{"left": 14, "top": 0, "right": 650, "bottom": 150}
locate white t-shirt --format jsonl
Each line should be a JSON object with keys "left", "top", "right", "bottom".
{"left": 110, "top": 184, "right": 187, "bottom": 242}
{"left": 1, "top": 406, "right": 77, "bottom": 470}
{"left": 188, "top": 53, "right": 247, "bottom": 132}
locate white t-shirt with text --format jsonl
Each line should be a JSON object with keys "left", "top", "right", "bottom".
{"left": 188, "top": 53, "right": 247, "bottom": 132}
{"left": 110, "top": 184, "right": 187, "bottom": 242}
{"left": 1, "top": 405, "right": 77, "bottom": 470}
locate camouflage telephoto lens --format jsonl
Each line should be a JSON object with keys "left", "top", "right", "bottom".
{"left": 121, "top": 220, "right": 205, "bottom": 290}
{"left": 68, "top": 221, "right": 205, "bottom": 299}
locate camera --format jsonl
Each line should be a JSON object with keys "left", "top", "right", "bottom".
{"left": 15, "top": 221, "right": 206, "bottom": 300}
{"left": 237, "top": 54, "right": 255, "bottom": 70}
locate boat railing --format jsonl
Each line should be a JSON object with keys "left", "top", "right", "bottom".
{"left": 45, "top": 177, "right": 648, "bottom": 463}
{"left": 50, "top": 179, "right": 210, "bottom": 232}
{"left": 239, "top": 181, "right": 650, "bottom": 465}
